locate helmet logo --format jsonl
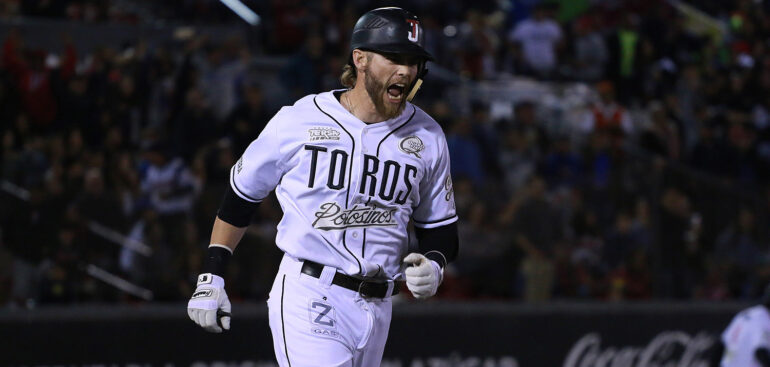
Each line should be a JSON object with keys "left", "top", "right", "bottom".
{"left": 406, "top": 19, "right": 420, "bottom": 43}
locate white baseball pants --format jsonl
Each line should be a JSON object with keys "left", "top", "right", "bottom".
{"left": 267, "top": 255, "right": 393, "bottom": 367}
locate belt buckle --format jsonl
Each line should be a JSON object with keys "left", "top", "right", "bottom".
{"left": 357, "top": 281, "right": 377, "bottom": 299}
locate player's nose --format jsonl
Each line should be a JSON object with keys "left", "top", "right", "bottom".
{"left": 394, "top": 64, "right": 416, "bottom": 79}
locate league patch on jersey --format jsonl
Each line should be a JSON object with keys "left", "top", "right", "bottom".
{"left": 309, "top": 127, "right": 341, "bottom": 141}
{"left": 399, "top": 136, "right": 424, "bottom": 158}
{"left": 312, "top": 202, "right": 398, "bottom": 230}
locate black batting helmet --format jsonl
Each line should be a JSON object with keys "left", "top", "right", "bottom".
{"left": 349, "top": 7, "right": 434, "bottom": 62}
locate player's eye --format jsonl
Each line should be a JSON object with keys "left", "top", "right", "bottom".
{"left": 384, "top": 53, "right": 420, "bottom": 66}
{"left": 384, "top": 54, "right": 400, "bottom": 63}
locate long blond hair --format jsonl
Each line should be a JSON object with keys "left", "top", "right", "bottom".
{"left": 340, "top": 64, "right": 356, "bottom": 88}
{"left": 339, "top": 52, "right": 373, "bottom": 88}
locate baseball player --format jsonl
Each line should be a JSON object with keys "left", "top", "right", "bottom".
{"left": 187, "top": 7, "right": 459, "bottom": 367}
{"left": 717, "top": 283, "right": 770, "bottom": 367}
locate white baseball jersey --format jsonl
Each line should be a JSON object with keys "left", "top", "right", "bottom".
{"left": 721, "top": 305, "right": 770, "bottom": 367}
{"left": 230, "top": 90, "right": 457, "bottom": 279}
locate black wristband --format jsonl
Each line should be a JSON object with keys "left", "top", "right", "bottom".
{"left": 424, "top": 250, "right": 448, "bottom": 269}
{"left": 202, "top": 246, "right": 232, "bottom": 277}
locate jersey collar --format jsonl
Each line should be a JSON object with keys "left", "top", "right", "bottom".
{"left": 319, "top": 89, "right": 415, "bottom": 130}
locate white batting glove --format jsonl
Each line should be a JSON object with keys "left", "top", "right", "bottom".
{"left": 187, "top": 273, "right": 231, "bottom": 333}
{"left": 403, "top": 253, "right": 443, "bottom": 299}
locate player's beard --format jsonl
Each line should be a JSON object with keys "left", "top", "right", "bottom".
{"left": 364, "top": 68, "right": 409, "bottom": 120}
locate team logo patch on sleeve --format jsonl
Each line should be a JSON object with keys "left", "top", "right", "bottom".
{"left": 399, "top": 136, "right": 424, "bottom": 158}
{"left": 309, "top": 127, "right": 341, "bottom": 141}
{"left": 444, "top": 176, "right": 454, "bottom": 202}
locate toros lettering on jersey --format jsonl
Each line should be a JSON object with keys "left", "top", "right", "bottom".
{"left": 304, "top": 144, "right": 416, "bottom": 205}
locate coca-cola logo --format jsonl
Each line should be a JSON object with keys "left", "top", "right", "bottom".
{"left": 563, "top": 331, "right": 714, "bottom": 367}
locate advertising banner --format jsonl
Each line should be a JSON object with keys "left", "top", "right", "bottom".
{"left": 0, "top": 303, "right": 741, "bottom": 366}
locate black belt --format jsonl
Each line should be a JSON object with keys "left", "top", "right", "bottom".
{"left": 300, "top": 260, "right": 399, "bottom": 298}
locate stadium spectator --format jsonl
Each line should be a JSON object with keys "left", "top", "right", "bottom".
{"left": 280, "top": 32, "right": 327, "bottom": 100}
{"left": 138, "top": 143, "right": 201, "bottom": 251}
{"left": 506, "top": 2, "right": 563, "bottom": 79}
{"left": 715, "top": 207, "right": 766, "bottom": 298}
{"left": 580, "top": 81, "right": 633, "bottom": 138}
{"left": 512, "top": 100, "right": 549, "bottom": 155}
{"left": 569, "top": 16, "right": 608, "bottom": 83}
{"left": 457, "top": 9, "right": 499, "bottom": 79}
{"left": 447, "top": 117, "right": 486, "bottom": 187}
{"left": 638, "top": 100, "right": 681, "bottom": 160}
{"left": 655, "top": 186, "right": 696, "bottom": 299}
{"left": 497, "top": 124, "right": 538, "bottom": 195}
{"left": 170, "top": 87, "right": 217, "bottom": 160}
{"left": 223, "top": 83, "right": 270, "bottom": 155}
{"left": 542, "top": 135, "right": 582, "bottom": 191}
{"left": 605, "top": 13, "right": 649, "bottom": 105}
{"left": 508, "top": 176, "right": 561, "bottom": 302}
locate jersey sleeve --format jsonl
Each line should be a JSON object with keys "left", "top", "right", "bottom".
{"left": 752, "top": 317, "right": 770, "bottom": 350}
{"left": 412, "top": 133, "right": 458, "bottom": 228}
{"left": 759, "top": 329, "right": 770, "bottom": 348}
{"left": 721, "top": 316, "right": 737, "bottom": 344}
{"left": 229, "top": 111, "right": 286, "bottom": 203}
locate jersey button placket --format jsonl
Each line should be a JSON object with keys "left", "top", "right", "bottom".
{"left": 361, "top": 128, "right": 368, "bottom": 153}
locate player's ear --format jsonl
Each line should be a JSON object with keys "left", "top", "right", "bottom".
{"left": 352, "top": 49, "right": 369, "bottom": 71}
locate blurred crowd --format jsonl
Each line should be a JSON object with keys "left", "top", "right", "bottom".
{"left": 2, "top": 0, "right": 770, "bottom": 306}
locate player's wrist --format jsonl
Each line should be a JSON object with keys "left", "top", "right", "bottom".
{"left": 423, "top": 250, "right": 447, "bottom": 269}
{"left": 196, "top": 273, "right": 225, "bottom": 288}
{"left": 202, "top": 244, "right": 232, "bottom": 277}
{"left": 428, "top": 260, "right": 443, "bottom": 284}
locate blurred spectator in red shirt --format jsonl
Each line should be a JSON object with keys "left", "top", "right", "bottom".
{"left": 2, "top": 29, "right": 76, "bottom": 129}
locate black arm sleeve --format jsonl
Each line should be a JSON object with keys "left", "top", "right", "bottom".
{"left": 757, "top": 347, "right": 770, "bottom": 367}
{"left": 216, "top": 185, "right": 260, "bottom": 227}
{"left": 414, "top": 222, "right": 459, "bottom": 268}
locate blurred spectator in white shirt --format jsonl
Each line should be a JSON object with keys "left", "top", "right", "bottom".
{"left": 139, "top": 143, "right": 201, "bottom": 217}
{"left": 507, "top": 3, "right": 563, "bottom": 79}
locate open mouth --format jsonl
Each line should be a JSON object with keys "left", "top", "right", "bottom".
{"left": 386, "top": 83, "right": 406, "bottom": 102}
